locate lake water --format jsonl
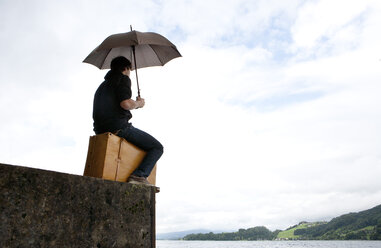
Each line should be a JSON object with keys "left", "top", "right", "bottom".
{"left": 157, "top": 240, "right": 381, "bottom": 248}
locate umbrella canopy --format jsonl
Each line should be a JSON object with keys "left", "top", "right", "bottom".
{"left": 83, "top": 30, "right": 182, "bottom": 70}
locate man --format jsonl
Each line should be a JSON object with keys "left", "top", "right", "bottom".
{"left": 93, "top": 56, "right": 163, "bottom": 185}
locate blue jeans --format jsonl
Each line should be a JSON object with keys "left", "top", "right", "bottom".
{"left": 117, "top": 125, "right": 163, "bottom": 178}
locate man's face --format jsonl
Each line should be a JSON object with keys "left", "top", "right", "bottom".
{"left": 122, "top": 67, "right": 131, "bottom": 76}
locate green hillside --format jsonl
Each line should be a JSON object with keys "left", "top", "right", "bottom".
{"left": 276, "top": 222, "right": 326, "bottom": 240}
{"left": 294, "top": 204, "right": 381, "bottom": 240}
{"left": 183, "top": 204, "right": 381, "bottom": 240}
{"left": 184, "top": 226, "right": 275, "bottom": 240}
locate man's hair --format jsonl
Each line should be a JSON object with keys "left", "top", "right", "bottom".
{"left": 110, "top": 56, "right": 132, "bottom": 72}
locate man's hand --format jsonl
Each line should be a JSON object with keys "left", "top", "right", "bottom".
{"left": 120, "top": 97, "right": 145, "bottom": 110}
{"left": 136, "top": 96, "right": 145, "bottom": 109}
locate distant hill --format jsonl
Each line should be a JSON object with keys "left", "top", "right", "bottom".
{"left": 292, "top": 204, "right": 381, "bottom": 240}
{"left": 157, "top": 229, "right": 219, "bottom": 240}
{"left": 276, "top": 221, "right": 327, "bottom": 240}
{"left": 183, "top": 226, "right": 275, "bottom": 241}
{"left": 181, "top": 204, "right": 381, "bottom": 240}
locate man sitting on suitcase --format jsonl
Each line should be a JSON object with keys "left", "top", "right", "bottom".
{"left": 92, "top": 56, "right": 163, "bottom": 185}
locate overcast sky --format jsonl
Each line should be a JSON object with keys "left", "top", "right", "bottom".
{"left": 1, "top": 0, "right": 381, "bottom": 233}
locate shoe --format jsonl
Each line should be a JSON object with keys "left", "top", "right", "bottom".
{"left": 127, "top": 175, "right": 153, "bottom": 186}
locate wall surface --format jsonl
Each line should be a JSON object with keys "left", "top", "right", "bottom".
{"left": 0, "top": 163, "right": 155, "bottom": 248}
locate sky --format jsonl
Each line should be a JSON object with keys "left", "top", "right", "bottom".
{"left": 1, "top": 0, "right": 381, "bottom": 234}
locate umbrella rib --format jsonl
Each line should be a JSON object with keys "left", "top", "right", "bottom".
{"left": 99, "top": 49, "right": 114, "bottom": 69}
{"left": 149, "top": 45, "right": 165, "bottom": 65}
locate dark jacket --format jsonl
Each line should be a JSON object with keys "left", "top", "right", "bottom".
{"left": 93, "top": 70, "right": 132, "bottom": 134}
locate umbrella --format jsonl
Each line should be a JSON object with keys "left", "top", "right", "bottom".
{"left": 83, "top": 26, "right": 181, "bottom": 97}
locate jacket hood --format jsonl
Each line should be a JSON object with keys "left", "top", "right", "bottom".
{"left": 104, "top": 69, "right": 123, "bottom": 82}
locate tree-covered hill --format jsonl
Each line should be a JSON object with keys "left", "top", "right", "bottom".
{"left": 276, "top": 221, "right": 326, "bottom": 240}
{"left": 294, "top": 204, "right": 381, "bottom": 240}
{"left": 182, "top": 204, "right": 381, "bottom": 240}
{"left": 183, "top": 226, "right": 276, "bottom": 240}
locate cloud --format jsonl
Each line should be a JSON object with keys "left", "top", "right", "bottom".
{"left": 151, "top": 0, "right": 301, "bottom": 47}
{"left": 152, "top": 0, "right": 381, "bottom": 232}
{"left": 290, "top": 0, "right": 375, "bottom": 59}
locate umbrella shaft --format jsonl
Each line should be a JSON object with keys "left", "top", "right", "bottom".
{"left": 132, "top": 45, "right": 141, "bottom": 97}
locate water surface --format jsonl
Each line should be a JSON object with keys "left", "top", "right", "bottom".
{"left": 157, "top": 240, "right": 381, "bottom": 248}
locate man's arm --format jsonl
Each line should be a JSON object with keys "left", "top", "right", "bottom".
{"left": 120, "top": 97, "right": 145, "bottom": 110}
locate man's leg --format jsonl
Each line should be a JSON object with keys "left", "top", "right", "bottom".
{"left": 119, "top": 125, "right": 163, "bottom": 178}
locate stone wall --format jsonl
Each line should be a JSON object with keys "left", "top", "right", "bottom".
{"left": 0, "top": 163, "right": 156, "bottom": 248}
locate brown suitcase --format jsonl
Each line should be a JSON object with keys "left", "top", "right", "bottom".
{"left": 83, "top": 132, "right": 156, "bottom": 185}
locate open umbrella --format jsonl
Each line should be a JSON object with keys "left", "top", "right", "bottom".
{"left": 83, "top": 26, "right": 181, "bottom": 97}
